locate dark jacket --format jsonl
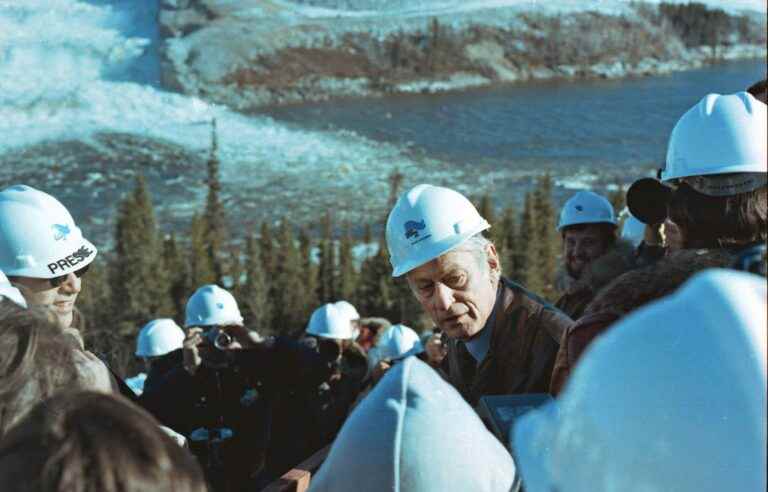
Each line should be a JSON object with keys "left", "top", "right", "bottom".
{"left": 140, "top": 337, "right": 332, "bottom": 491}
{"left": 554, "top": 240, "right": 639, "bottom": 320}
{"left": 549, "top": 248, "right": 735, "bottom": 395}
{"left": 264, "top": 342, "right": 368, "bottom": 481}
{"left": 442, "top": 278, "right": 573, "bottom": 406}
{"left": 143, "top": 348, "right": 183, "bottom": 395}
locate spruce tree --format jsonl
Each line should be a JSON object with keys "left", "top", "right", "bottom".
{"left": 357, "top": 239, "right": 393, "bottom": 317}
{"left": 76, "top": 257, "right": 112, "bottom": 334}
{"left": 189, "top": 213, "right": 216, "bottom": 288}
{"left": 271, "top": 220, "right": 309, "bottom": 336}
{"left": 298, "top": 227, "right": 319, "bottom": 310}
{"left": 337, "top": 222, "right": 357, "bottom": 302}
{"left": 499, "top": 205, "right": 519, "bottom": 280}
{"left": 242, "top": 234, "right": 272, "bottom": 334}
{"left": 111, "top": 175, "right": 173, "bottom": 336}
{"left": 163, "top": 233, "right": 190, "bottom": 323}
{"left": 518, "top": 191, "right": 542, "bottom": 293}
{"left": 259, "top": 221, "right": 275, "bottom": 280}
{"left": 203, "top": 118, "right": 228, "bottom": 284}
{"left": 532, "top": 175, "right": 558, "bottom": 299}
{"left": 316, "top": 212, "right": 336, "bottom": 303}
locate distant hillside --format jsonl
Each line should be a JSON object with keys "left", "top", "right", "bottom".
{"left": 162, "top": 1, "right": 767, "bottom": 107}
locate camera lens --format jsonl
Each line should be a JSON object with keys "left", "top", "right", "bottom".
{"left": 213, "top": 331, "right": 234, "bottom": 350}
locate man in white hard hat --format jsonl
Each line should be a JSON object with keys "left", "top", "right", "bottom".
{"left": 133, "top": 318, "right": 186, "bottom": 395}
{"left": 0, "top": 185, "right": 97, "bottom": 334}
{"left": 386, "top": 184, "right": 573, "bottom": 405}
{"left": 550, "top": 91, "right": 767, "bottom": 395}
{"left": 515, "top": 269, "right": 766, "bottom": 492}
{"left": 265, "top": 303, "right": 369, "bottom": 480}
{"left": 554, "top": 191, "right": 638, "bottom": 320}
{"left": 367, "top": 323, "right": 424, "bottom": 385}
{"left": 0, "top": 185, "right": 139, "bottom": 399}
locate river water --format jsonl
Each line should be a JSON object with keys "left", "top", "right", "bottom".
{"left": 266, "top": 59, "right": 766, "bottom": 204}
{"left": 0, "top": 0, "right": 764, "bottom": 240}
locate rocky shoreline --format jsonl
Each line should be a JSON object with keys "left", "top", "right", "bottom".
{"left": 158, "top": 1, "right": 767, "bottom": 109}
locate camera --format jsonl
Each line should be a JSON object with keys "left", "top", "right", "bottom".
{"left": 205, "top": 327, "right": 234, "bottom": 350}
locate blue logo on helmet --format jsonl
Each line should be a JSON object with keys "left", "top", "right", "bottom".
{"left": 52, "top": 224, "right": 71, "bottom": 241}
{"left": 575, "top": 205, "right": 584, "bottom": 212}
{"left": 216, "top": 303, "right": 224, "bottom": 309}
{"left": 404, "top": 220, "right": 426, "bottom": 239}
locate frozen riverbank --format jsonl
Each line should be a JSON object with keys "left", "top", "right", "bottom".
{"left": 158, "top": 0, "right": 767, "bottom": 108}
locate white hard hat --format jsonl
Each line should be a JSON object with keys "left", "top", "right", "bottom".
{"left": 0, "top": 269, "right": 27, "bottom": 308}
{"left": 334, "top": 300, "right": 360, "bottom": 321}
{"left": 374, "top": 324, "right": 424, "bottom": 361}
{"left": 306, "top": 303, "right": 354, "bottom": 340}
{"left": 620, "top": 213, "right": 645, "bottom": 247}
{"left": 0, "top": 185, "right": 98, "bottom": 279}
{"left": 386, "top": 184, "right": 490, "bottom": 277}
{"left": 557, "top": 191, "right": 617, "bottom": 231}
{"left": 136, "top": 318, "right": 185, "bottom": 357}
{"left": 184, "top": 284, "right": 243, "bottom": 328}
{"left": 663, "top": 92, "right": 767, "bottom": 192}
{"left": 335, "top": 300, "right": 361, "bottom": 339}
{"left": 513, "top": 269, "right": 767, "bottom": 492}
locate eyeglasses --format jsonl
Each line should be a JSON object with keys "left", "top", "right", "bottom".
{"left": 49, "top": 264, "right": 90, "bottom": 287}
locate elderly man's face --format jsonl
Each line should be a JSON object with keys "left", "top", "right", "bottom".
{"left": 407, "top": 245, "right": 500, "bottom": 341}
{"left": 11, "top": 273, "right": 82, "bottom": 329}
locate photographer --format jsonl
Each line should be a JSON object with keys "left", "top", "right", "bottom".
{"left": 140, "top": 285, "right": 334, "bottom": 492}
{"left": 265, "top": 303, "right": 368, "bottom": 481}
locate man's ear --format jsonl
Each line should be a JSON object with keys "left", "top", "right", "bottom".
{"left": 485, "top": 243, "right": 501, "bottom": 278}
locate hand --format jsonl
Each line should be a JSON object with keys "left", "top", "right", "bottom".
{"left": 183, "top": 328, "right": 204, "bottom": 375}
{"left": 371, "top": 360, "right": 391, "bottom": 384}
{"left": 643, "top": 222, "right": 666, "bottom": 247}
{"left": 425, "top": 333, "right": 447, "bottom": 365}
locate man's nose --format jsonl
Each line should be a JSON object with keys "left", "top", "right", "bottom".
{"left": 58, "top": 272, "right": 81, "bottom": 294}
{"left": 433, "top": 283, "right": 455, "bottom": 311}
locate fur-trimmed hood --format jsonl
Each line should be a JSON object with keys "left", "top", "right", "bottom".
{"left": 555, "top": 240, "right": 639, "bottom": 320}
{"left": 584, "top": 248, "right": 736, "bottom": 317}
{"left": 556, "top": 240, "right": 639, "bottom": 296}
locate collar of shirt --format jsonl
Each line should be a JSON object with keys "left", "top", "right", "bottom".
{"left": 463, "top": 285, "right": 502, "bottom": 364}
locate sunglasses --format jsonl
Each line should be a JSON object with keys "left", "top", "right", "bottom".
{"left": 49, "top": 264, "right": 90, "bottom": 287}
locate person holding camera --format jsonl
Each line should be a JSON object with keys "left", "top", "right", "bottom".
{"left": 140, "top": 285, "right": 336, "bottom": 491}
{"left": 550, "top": 91, "right": 767, "bottom": 395}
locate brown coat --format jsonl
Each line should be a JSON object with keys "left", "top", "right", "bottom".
{"left": 549, "top": 248, "right": 734, "bottom": 395}
{"left": 443, "top": 278, "right": 573, "bottom": 406}
{"left": 554, "top": 240, "right": 638, "bottom": 320}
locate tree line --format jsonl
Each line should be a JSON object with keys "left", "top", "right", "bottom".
{"left": 78, "top": 123, "right": 625, "bottom": 376}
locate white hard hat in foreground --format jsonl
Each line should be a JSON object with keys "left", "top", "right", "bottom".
{"left": 0, "top": 185, "right": 97, "bottom": 279}
{"left": 513, "top": 269, "right": 766, "bottom": 492}
{"left": 557, "top": 190, "right": 617, "bottom": 231}
{"left": 306, "top": 303, "right": 355, "bottom": 340}
{"left": 184, "top": 285, "right": 243, "bottom": 328}
{"left": 310, "top": 357, "right": 517, "bottom": 492}
{"left": 386, "top": 184, "right": 490, "bottom": 277}
{"left": 0, "top": 269, "right": 27, "bottom": 308}
{"left": 136, "top": 318, "right": 185, "bottom": 357}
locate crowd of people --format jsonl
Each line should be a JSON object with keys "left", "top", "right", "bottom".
{"left": 0, "top": 83, "right": 765, "bottom": 492}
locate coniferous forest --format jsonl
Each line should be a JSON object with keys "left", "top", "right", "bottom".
{"left": 78, "top": 123, "right": 626, "bottom": 377}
